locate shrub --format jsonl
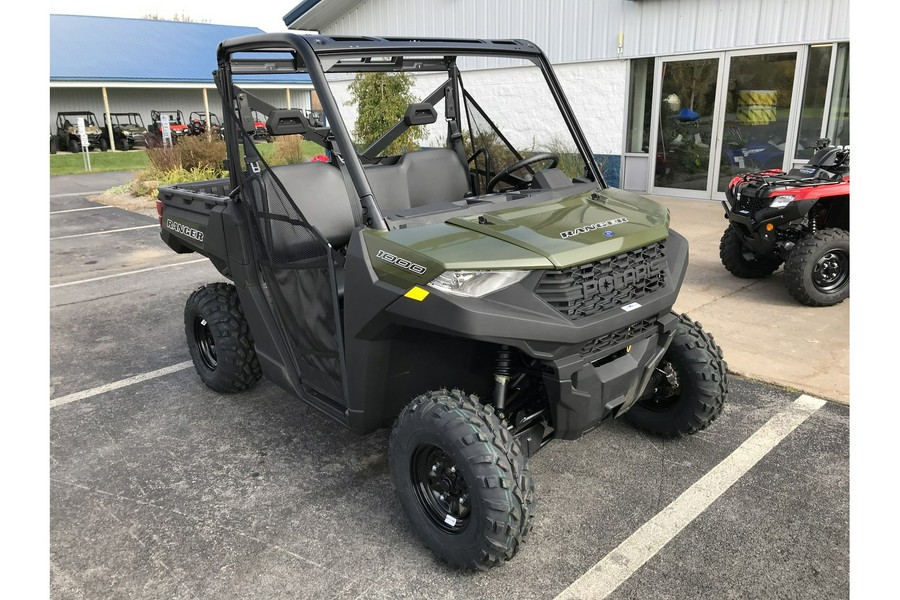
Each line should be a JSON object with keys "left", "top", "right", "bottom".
{"left": 542, "top": 135, "right": 587, "bottom": 180}
{"left": 145, "top": 136, "right": 226, "bottom": 172}
{"left": 177, "top": 136, "right": 227, "bottom": 170}
{"left": 267, "top": 135, "right": 306, "bottom": 166}
{"left": 126, "top": 165, "right": 227, "bottom": 198}
{"left": 145, "top": 144, "right": 181, "bottom": 172}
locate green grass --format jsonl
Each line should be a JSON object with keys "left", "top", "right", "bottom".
{"left": 256, "top": 139, "right": 325, "bottom": 162}
{"left": 49, "top": 139, "right": 325, "bottom": 177}
{"left": 50, "top": 150, "right": 151, "bottom": 176}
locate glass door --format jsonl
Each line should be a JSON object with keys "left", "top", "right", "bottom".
{"left": 650, "top": 55, "right": 724, "bottom": 198}
{"left": 713, "top": 49, "right": 801, "bottom": 195}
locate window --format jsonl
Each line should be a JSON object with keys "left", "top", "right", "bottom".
{"left": 796, "top": 45, "right": 833, "bottom": 160}
{"left": 626, "top": 58, "right": 654, "bottom": 153}
{"left": 828, "top": 43, "right": 849, "bottom": 147}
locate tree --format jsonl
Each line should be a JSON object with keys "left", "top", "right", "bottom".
{"left": 347, "top": 72, "right": 424, "bottom": 156}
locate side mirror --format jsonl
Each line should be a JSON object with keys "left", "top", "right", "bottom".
{"left": 266, "top": 109, "right": 310, "bottom": 136}
{"left": 403, "top": 103, "right": 437, "bottom": 126}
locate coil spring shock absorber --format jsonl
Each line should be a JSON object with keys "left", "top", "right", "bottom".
{"left": 493, "top": 346, "right": 513, "bottom": 412}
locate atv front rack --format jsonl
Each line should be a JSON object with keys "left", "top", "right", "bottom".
{"left": 735, "top": 171, "right": 846, "bottom": 189}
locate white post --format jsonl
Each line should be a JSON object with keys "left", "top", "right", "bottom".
{"left": 286, "top": 88, "right": 292, "bottom": 109}
{"left": 202, "top": 87, "right": 212, "bottom": 141}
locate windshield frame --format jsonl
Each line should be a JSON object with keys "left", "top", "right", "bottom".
{"left": 217, "top": 33, "right": 606, "bottom": 229}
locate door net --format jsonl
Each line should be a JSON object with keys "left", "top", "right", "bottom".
{"left": 238, "top": 134, "right": 345, "bottom": 403}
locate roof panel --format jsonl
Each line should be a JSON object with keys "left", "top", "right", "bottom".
{"left": 50, "top": 14, "right": 310, "bottom": 84}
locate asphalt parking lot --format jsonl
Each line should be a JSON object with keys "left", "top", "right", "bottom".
{"left": 49, "top": 173, "right": 849, "bottom": 599}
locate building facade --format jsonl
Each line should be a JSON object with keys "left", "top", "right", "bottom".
{"left": 50, "top": 15, "right": 314, "bottom": 149}
{"left": 284, "top": 0, "right": 849, "bottom": 197}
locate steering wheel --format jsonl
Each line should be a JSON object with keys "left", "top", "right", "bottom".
{"left": 486, "top": 152, "right": 559, "bottom": 193}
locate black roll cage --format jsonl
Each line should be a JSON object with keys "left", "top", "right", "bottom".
{"left": 215, "top": 33, "right": 606, "bottom": 231}
{"left": 57, "top": 111, "right": 99, "bottom": 128}
{"left": 151, "top": 110, "right": 185, "bottom": 125}
{"left": 107, "top": 113, "right": 145, "bottom": 127}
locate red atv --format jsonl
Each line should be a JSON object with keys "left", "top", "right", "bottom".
{"left": 250, "top": 110, "right": 273, "bottom": 143}
{"left": 720, "top": 139, "right": 849, "bottom": 306}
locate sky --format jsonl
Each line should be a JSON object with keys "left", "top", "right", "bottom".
{"left": 47, "top": 0, "right": 295, "bottom": 33}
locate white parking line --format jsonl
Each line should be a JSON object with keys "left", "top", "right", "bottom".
{"left": 50, "top": 361, "right": 194, "bottom": 409}
{"left": 50, "top": 206, "right": 114, "bottom": 215}
{"left": 554, "top": 394, "right": 827, "bottom": 600}
{"left": 50, "top": 224, "right": 158, "bottom": 241}
{"left": 50, "top": 190, "right": 109, "bottom": 198}
{"left": 50, "top": 258, "right": 208, "bottom": 289}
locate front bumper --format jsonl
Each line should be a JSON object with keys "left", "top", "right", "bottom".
{"left": 543, "top": 312, "right": 677, "bottom": 439}
{"left": 383, "top": 230, "right": 690, "bottom": 439}
{"left": 723, "top": 190, "right": 815, "bottom": 255}
{"left": 723, "top": 189, "right": 815, "bottom": 232}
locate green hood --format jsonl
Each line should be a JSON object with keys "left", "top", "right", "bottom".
{"left": 446, "top": 188, "right": 669, "bottom": 268}
{"left": 367, "top": 187, "right": 670, "bottom": 284}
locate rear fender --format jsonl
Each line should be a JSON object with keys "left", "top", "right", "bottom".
{"left": 815, "top": 196, "right": 849, "bottom": 230}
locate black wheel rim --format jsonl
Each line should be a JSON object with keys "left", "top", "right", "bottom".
{"left": 411, "top": 444, "right": 471, "bottom": 534}
{"left": 193, "top": 316, "right": 217, "bottom": 370}
{"left": 812, "top": 249, "right": 848, "bottom": 293}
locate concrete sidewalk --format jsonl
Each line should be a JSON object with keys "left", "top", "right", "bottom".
{"left": 652, "top": 195, "right": 850, "bottom": 404}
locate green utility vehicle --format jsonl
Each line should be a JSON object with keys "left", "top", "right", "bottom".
{"left": 54, "top": 111, "right": 106, "bottom": 152}
{"left": 157, "top": 33, "right": 729, "bottom": 570}
{"left": 102, "top": 112, "right": 149, "bottom": 150}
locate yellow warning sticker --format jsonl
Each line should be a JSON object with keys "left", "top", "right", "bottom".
{"left": 404, "top": 286, "right": 430, "bottom": 301}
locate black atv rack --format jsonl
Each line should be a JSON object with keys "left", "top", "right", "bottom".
{"left": 737, "top": 172, "right": 845, "bottom": 188}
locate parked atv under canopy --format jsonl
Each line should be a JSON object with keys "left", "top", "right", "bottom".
{"left": 157, "top": 33, "right": 729, "bottom": 570}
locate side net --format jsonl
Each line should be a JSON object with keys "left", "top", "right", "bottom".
{"left": 237, "top": 131, "right": 345, "bottom": 402}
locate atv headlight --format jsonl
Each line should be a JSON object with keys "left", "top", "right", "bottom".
{"left": 769, "top": 195, "right": 795, "bottom": 208}
{"left": 428, "top": 270, "right": 529, "bottom": 298}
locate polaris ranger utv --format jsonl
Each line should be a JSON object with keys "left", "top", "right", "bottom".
{"left": 102, "top": 112, "right": 149, "bottom": 150}
{"left": 157, "top": 33, "right": 729, "bottom": 570}
{"left": 720, "top": 139, "right": 849, "bottom": 306}
{"left": 55, "top": 111, "right": 106, "bottom": 152}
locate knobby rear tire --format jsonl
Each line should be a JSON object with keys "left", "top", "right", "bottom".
{"left": 784, "top": 228, "right": 849, "bottom": 307}
{"left": 184, "top": 283, "right": 262, "bottom": 393}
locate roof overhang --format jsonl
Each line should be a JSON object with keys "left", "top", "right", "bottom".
{"left": 283, "top": 0, "right": 362, "bottom": 30}
{"left": 49, "top": 80, "right": 314, "bottom": 89}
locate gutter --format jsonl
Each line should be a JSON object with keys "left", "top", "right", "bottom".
{"left": 282, "top": 0, "right": 324, "bottom": 28}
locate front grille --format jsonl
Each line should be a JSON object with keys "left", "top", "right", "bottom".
{"left": 535, "top": 242, "right": 667, "bottom": 320}
{"left": 579, "top": 317, "right": 658, "bottom": 358}
{"left": 733, "top": 182, "right": 771, "bottom": 215}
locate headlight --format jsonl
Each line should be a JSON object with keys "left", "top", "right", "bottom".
{"left": 427, "top": 270, "right": 529, "bottom": 298}
{"left": 769, "top": 195, "right": 795, "bottom": 208}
